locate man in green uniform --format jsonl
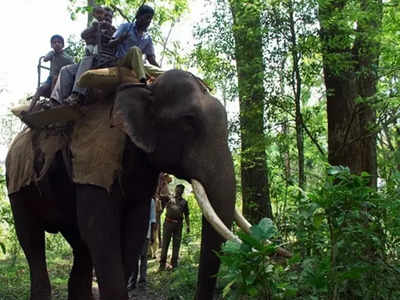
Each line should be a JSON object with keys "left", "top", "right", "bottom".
{"left": 159, "top": 184, "right": 190, "bottom": 271}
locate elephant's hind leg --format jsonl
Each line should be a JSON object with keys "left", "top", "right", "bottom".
{"left": 61, "top": 229, "right": 94, "bottom": 300}
{"left": 10, "top": 191, "right": 51, "bottom": 300}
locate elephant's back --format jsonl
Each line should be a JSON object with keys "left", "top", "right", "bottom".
{"left": 6, "top": 101, "right": 128, "bottom": 195}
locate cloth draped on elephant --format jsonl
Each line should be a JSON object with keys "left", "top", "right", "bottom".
{"left": 6, "top": 100, "right": 126, "bottom": 195}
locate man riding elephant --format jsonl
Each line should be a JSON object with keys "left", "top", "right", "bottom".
{"left": 51, "top": 5, "right": 163, "bottom": 106}
{"left": 108, "top": 4, "right": 164, "bottom": 84}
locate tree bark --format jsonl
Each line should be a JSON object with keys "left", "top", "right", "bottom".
{"left": 319, "top": 0, "right": 382, "bottom": 188}
{"left": 229, "top": 0, "right": 273, "bottom": 223}
{"left": 319, "top": 1, "right": 383, "bottom": 296}
{"left": 288, "top": 0, "right": 305, "bottom": 190}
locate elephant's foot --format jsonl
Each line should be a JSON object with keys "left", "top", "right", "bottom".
{"left": 67, "top": 276, "right": 93, "bottom": 300}
{"left": 68, "top": 290, "right": 94, "bottom": 300}
{"left": 29, "top": 277, "right": 52, "bottom": 300}
{"left": 30, "top": 291, "right": 51, "bottom": 300}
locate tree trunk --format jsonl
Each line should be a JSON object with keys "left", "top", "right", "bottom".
{"left": 229, "top": 0, "right": 273, "bottom": 223}
{"left": 319, "top": 0, "right": 382, "bottom": 188}
{"left": 319, "top": 0, "right": 382, "bottom": 297}
{"left": 288, "top": 0, "right": 305, "bottom": 190}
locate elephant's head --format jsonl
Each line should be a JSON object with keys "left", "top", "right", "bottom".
{"left": 111, "top": 70, "right": 245, "bottom": 299}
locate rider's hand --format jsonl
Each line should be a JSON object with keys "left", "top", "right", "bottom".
{"left": 120, "top": 32, "right": 129, "bottom": 41}
{"left": 43, "top": 51, "right": 55, "bottom": 62}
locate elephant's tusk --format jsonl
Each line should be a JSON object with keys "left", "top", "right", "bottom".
{"left": 191, "top": 179, "right": 241, "bottom": 243}
{"left": 191, "top": 180, "right": 292, "bottom": 258}
{"left": 234, "top": 209, "right": 251, "bottom": 234}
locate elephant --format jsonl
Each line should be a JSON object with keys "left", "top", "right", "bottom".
{"left": 6, "top": 69, "right": 252, "bottom": 300}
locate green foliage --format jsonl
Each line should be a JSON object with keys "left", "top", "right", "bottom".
{"left": 0, "top": 255, "right": 71, "bottom": 300}
{"left": 218, "top": 218, "right": 295, "bottom": 300}
{"left": 0, "top": 173, "right": 13, "bottom": 258}
{"left": 151, "top": 249, "right": 200, "bottom": 299}
{"left": 294, "top": 166, "right": 400, "bottom": 299}
{"left": 65, "top": 34, "right": 86, "bottom": 63}
{"left": 304, "top": 167, "right": 398, "bottom": 298}
{"left": 218, "top": 167, "right": 400, "bottom": 299}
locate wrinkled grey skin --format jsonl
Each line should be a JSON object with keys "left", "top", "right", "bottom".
{"left": 7, "top": 70, "right": 236, "bottom": 300}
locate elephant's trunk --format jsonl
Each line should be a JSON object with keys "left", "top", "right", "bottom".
{"left": 190, "top": 150, "right": 236, "bottom": 300}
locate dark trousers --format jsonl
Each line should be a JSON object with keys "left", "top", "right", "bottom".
{"left": 160, "top": 221, "right": 183, "bottom": 268}
{"left": 128, "top": 238, "right": 150, "bottom": 288}
{"left": 156, "top": 211, "right": 162, "bottom": 249}
{"left": 72, "top": 56, "right": 93, "bottom": 96}
{"left": 157, "top": 196, "right": 170, "bottom": 249}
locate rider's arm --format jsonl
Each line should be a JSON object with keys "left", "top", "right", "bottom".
{"left": 144, "top": 39, "right": 159, "bottom": 67}
{"left": 43, "top": 51, "right": 55, "bottom": 62}
{"left": 108, "top": 23, "right": 129, "bottom": 47}
{"left": 81, "top": 23, "right": 98, "bottom": 41}
{"left": 146, "top": 55, "right": 160, "bottom": 68}
{"left": 108, "top": 34, "right": 127, "bottom": 47}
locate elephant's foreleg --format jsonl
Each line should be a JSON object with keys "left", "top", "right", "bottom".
{"left": 61, "top": 229, "right": 94, "bottom": 300}
{"left": 121, "top": 198, "right": 150, "bottom": 286}
{"left": 75, "top": 184, "right": 128, "bottom": 300}
{"left": 10, "top": 193, "right": 51, "bottom": 300}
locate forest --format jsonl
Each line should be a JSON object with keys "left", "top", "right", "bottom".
{"left": 0, "top": 0, "right": 399, "bottom": 299}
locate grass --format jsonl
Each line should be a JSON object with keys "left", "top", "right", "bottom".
{"left": 0, "top": 235, "right": 212, "bottom": 300}
{"left": 0, "top": 197, "right": 222, "bottom": 300}
{"left": 0, "top": 254, "right": 71, "bottom": 300}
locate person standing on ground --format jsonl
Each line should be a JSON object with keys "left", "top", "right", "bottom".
{"left": 150, "top": 197, "right": 162, "bottom": 258}
{"left": 159, "top": 184, "right": 190, "bottom": 271}
{"left": 128, "top": 198, "right": 156, "bottom": 291}
{"left": 154, "top": 173, "right": 172, "bottom": 253}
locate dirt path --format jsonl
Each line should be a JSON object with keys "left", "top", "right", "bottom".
{"left": 128, "top": 286, "right": 166, "bottom": 300}
{"left": 91, "top": 256, "right": 171, "bottom": 300}
{"left": 92, "top": 286, "right": 165, "bottom": 300}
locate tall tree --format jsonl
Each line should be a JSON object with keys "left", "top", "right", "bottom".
{"left": 229, "top": 0, "right": 273, "bottom": 222}
{"left": 319, "top": 0, "right": 382, "bottom": 187}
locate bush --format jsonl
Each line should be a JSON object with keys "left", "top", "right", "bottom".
{"left": 218, "top": 218, "right": 296, "bottom": 300}
{"left": 218, "top": 166, "right": 400, "bottom": 300}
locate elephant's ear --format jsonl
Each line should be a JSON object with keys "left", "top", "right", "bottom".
{"left": 111, "top": 85, "right": 157, "bottom": 153}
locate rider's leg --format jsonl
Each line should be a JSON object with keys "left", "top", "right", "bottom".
{"left": 50, "top": 64, "right": 78, "bottom": 104}
{"left": 118, "top": 47, "right": 147, "bottom": 83}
